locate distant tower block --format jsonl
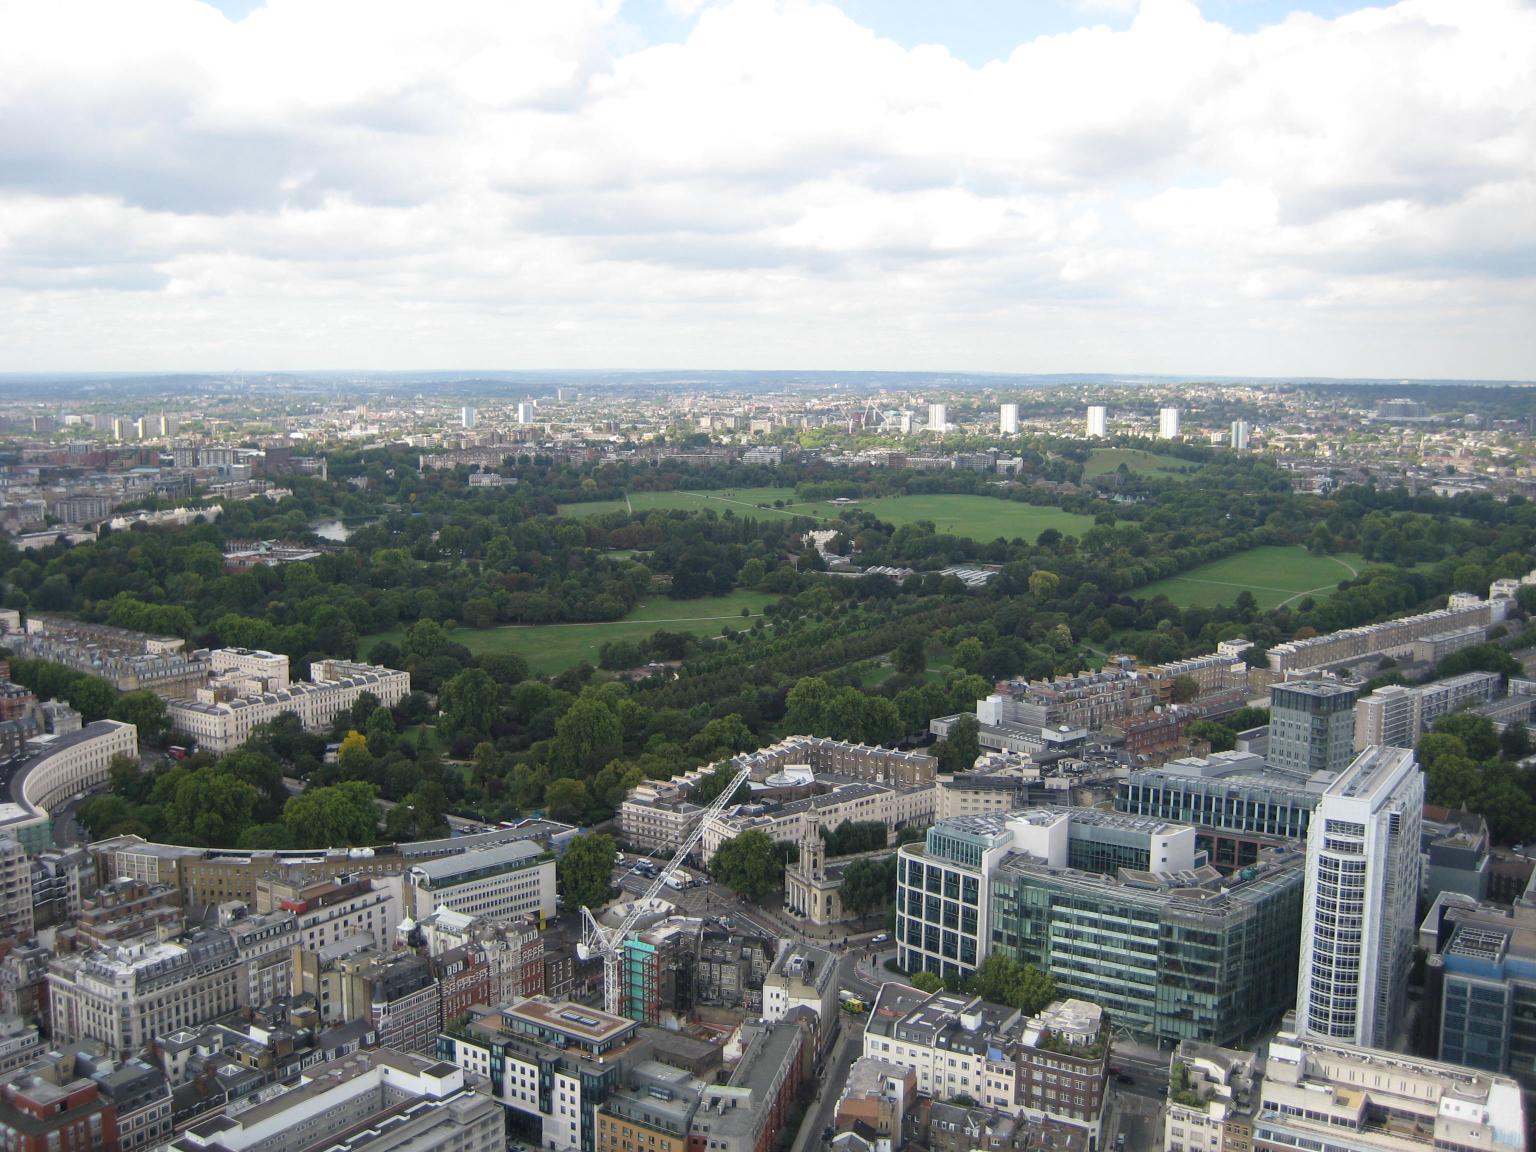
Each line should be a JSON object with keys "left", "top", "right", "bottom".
{"left": 1230, "top": 420, "right": 1250, "bottom": 450}
{"left": 928, "top": 403, "right": 947, "bottom": 433}
{"left": 1086, "top": 406, "right": 1107, "bottom": 438}
{"left": 1158, "top": 407, "right": 1180, "bottom": 439}
{"left": 517, "top": 401, "right": 535, "bottom": 425}
{"left": 1000, "top": 404, "right": 1019, "bottom": 435}
{"left": 461, "top": 406, "right": 477, "bottom": 430}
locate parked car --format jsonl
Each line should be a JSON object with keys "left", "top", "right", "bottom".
{"left": 870, "top": 933, "right": 889, "bottom": 944}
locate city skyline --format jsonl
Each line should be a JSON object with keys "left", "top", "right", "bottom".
{"left": 2, "top": 0, "right": 1532, "bottom": 378}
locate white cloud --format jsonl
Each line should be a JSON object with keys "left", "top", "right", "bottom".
{"left": 0, "top": 0, "right": 1531, "bottom": 377}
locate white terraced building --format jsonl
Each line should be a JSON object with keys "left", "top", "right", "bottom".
{"left": 167, "top": 657, "right": 408, "bottom": 753}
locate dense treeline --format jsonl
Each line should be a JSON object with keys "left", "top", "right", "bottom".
{"left": 7, "top": 436, "right": 1536, "bottom": 844}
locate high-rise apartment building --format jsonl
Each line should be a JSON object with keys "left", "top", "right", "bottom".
{"left": 928, "top": 403, "right": 947, "bottom": 433}
{"left": 1158, "top": 406, "right": 1180, "bottom": 439}
{"left": 516, "top": 401, "right": 535, "bottom": 424}
{"left": 1268, "top": 681, "right": 1358, "bottom": 776}
{"left": 999, "top": 404, "right": 1018, "bottom": 434}
{"left": 1230, "top": 420, "right": 1250, "bottom": 450}
{"left": 460, "top": 406, "right": 477, "bottom": 429}
{"left": 1295, "top": 746, "right": 1424, "bottom": 1049}
{"left": 1086, "top": 406, "right": 1107, "bottom": 438}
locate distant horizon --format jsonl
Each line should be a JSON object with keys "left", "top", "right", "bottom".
{"left": 1, "top": 369, "right": 1533, "bottom": 389}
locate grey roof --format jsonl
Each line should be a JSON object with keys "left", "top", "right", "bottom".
{"left": 407, "top": 839, "right": 543, "bottom": 883}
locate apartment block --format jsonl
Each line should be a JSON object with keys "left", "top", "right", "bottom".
{"left": 1012, "top": 999, "right": 1110, "bottom": 1137}
{"left": 165, "top": 1048, "right": 501, "bottom": 1152}
{"left": 1265, "top": 600, "right": 1493, "bottom": 675}
{"left": 1267, "top": 681, "right": 1358, "bottom": 776}
{"left": 168, "top": 658, "right": 409, "bottom": 754}
{"left": 47, "top": 929, "right": 244, "bottom": 1058}
{"left": 438, "top": 997, "right": 646, "bottom": 1152}
{"left": 9, "top": 616, "right": 210, "bottom": 697}
{"left": 1163, "top": 1041, "right": 1257, "bottom": 1152}
{"left": 0, "top": 837, "right": 33, "bottom": 940}
{"left": 623, "top": 737, "right": 935, "bottom": 862}
{"left": 1354, "top": 672, "right": 1502, "bottom": 751}
{"left": 1253, "top": 1031, "right": 1524, "bottom": 1152}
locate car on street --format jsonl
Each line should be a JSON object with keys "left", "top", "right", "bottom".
{"left": 870, "top": 933, "right": 889, "bottom": 944}
{"left": 1114, "top": 1073, "right": 1135, "bottom": 1085}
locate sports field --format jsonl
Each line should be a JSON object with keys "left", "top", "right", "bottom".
{"left": 1083, "top": 447, "right": 1197, "bottom": 481}
{"left": 366, "top": 591, "right": 776, "bottom": 675}
{"left": 561, "top": 488, "right": 1094, "bottom": 544}
{"left": 1134, "top": 546, "right": 1365, "bottom": 609}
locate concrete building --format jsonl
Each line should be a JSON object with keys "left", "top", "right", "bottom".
{"left": 405, "top": 840, "right": 556, "bottom": 924}
{"left": 1115, "top": 751, "right": 1323, "bottom": 869}
{"left": 8, "top": 616, "right": 210, "bottom": 697}
{"left": 461, "top": 406, "right": 477, "bottom": 430}
{"left": 999, "top": 404, "right": 1019, "bottom": 435}
{"left": 927, "top": 403, "right": 947, "bottom": 433}
{"left": 1086, "top": 406, "right": 1106, "bottom": 438}
{"left": 167, "top": 659, "right": 409, "bottom": 754}
{"left": 1253, "top": 1030, "right": 1524, "bottom": 1152}
{"left": 1268, "top": 680, "right": 1358, "bottom": 776}
{"left": 1265, "top": 600, "right": 1493, "bottom": 675}
{"left": 47, "top": 929, "right": 244, "bottom": 1058}
{"left": 1163, "top": 1041, "right": 1257, "bottom": 1152}
{"left": 1295, "top": 746, "right": 1424, "bottom": 1049}
{"left": 1158, "top": 407, "right": 1180, "bottom": 439}
{"left": 0, "top": 719, "right": 140, "bottom": 853}
{"left": 862, "top": 986, "right": 1022, "bottom": 1112}
{"left": 834, "top": 1058, "right": 913, "bottom": 1152}
{"left": 624, "top": 738, "right": 934, "bottom": 862}
{"left": 1013, "top": 999, "right": 1109, "bottom": 1138}
{"left": 762, "top": 941, "right": 837, "bottom": 1042}
{"left": 166, "top": 1048, "right": 500, "bottom": 1152}
{"left": 0, "top": 837, "right": 33, "bottom": 940}
{"left": 1354, "top": 672, "right": 1502, "bottom": 751}
{"left": 438, "top": 997, "right": 645, "bottom": 1152}
{"left": 898, "top": 810, "right": 1307, "bottom": 1044}
{"left": 1424, "top": 896, "right": 1536, "bottom": 1090}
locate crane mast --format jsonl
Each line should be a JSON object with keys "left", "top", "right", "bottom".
{"left": 579, "top": 762, "right": 753, "bottom": 1018}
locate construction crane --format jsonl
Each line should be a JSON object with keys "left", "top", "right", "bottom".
{"left": 578, "top": 762, "right": 753, "bottom": 1018}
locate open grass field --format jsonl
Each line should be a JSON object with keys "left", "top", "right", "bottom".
{"left": 1083, "top": 447, "right": 1199, "bottom": 481}
{"left": 1134, "top": 546, "right": 1367, "bottom": 609}
{"left": 561, "top": 488, "right": 1094, "bottom": 544}
{"left": 365, "top": 591, "right": 776, "bottom": 675}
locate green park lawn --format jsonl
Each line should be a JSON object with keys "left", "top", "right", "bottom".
{"left": 1082, "top": 447, "right": 1198, "bottom": 481}
{"left": 1134, "top": 546, "right": 1367, "bottom": 610}
{"left": 366, "top": 591, "right": 776, "bottom": 675}
{"left": 561, "top": 488, "right": 1094, "bottom": 545}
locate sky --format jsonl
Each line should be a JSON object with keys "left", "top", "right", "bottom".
{"left": 1, "top": 0, "right": 1533, "bottom": 379}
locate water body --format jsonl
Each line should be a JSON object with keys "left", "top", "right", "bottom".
{"left": 311, "top": 518, "right": 380, "bottom": 542}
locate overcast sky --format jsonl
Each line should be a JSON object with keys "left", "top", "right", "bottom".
{"left": 1, "top": 0, "right": 1532, "bottom": 379}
